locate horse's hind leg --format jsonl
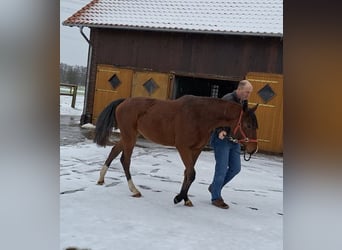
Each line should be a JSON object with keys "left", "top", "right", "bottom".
{"left": 120, "top": 139, "right": 142, "bottom": 197}
{"left": 97, "top": 141, "right": 123, "bottom": 185}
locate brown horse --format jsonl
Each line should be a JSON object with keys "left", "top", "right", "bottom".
{"left": 94, "top": 95, "right": 258, "bottom": 207}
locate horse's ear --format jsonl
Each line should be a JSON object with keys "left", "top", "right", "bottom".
{"left": 250, "top": 103, "right": 259, "bottom": 112}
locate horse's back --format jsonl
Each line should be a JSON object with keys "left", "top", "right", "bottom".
{"left": 119, "top": 95, "right": 212, "bottom": 123}
{"left": 114, "top": 95, "right": 236, "bottom": 147}
{"left": 118, "top": 95, "right": 218, "bottom": 109}
{"left": 119, "top": 97, "right": 180, "bottom": 145}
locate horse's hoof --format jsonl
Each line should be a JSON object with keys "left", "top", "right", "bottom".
{"left": 97, "top": 180, "right": 104, "bottom": 185}
{"left": 184, "top": 200, "right": 193, "bottom": 207}
{"left": 174, "top": 196, "right": 181, "bottom": 204}
{"left": 132, "top": 192, "right": 142, "bottom": 198}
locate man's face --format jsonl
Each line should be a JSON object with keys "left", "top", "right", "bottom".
{"left": 237, "top": 85, "right": 253, "bottom": 100}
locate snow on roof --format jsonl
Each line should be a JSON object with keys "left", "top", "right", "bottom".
{"left": 63, "top": 0, "right": 283, "bottom": 37}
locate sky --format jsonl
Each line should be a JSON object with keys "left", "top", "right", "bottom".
{"left": 60, "top": 94, "right": 283, "bottom": 250}
{"left": 60, "top": 0, "right": 90, "bottom": 66}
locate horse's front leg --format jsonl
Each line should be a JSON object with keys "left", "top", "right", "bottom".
{"left": 174, "top": 148, "right": 201, "bottom": 206}
{"left": 174, "top": 167, "right": 196, "bottom": 207}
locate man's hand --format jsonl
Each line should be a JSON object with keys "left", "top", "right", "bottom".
{"left": 218, "top": 130, "right": 227, "bottom": 140}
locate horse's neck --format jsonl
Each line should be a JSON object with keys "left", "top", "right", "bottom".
{"left": 178, "top": 96, "right": 241, "bottom": 131}
{"left": 206, "top": 100, "right": 241, "bottom": 130}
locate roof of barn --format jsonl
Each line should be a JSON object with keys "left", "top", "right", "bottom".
{"left": 63, "top": 0, "right": 283, "bottom": 37}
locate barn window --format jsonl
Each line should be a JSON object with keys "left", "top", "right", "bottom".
{"left": 211, "top": 85, "right": 219, "bottom": 98}
{"left": 108, "top": 74, "right": 121, "bottom": 89}
{"left": 258, "top": 84, "right": 275, "bottom": 103}
{"left": 143, "top": 78, "right": 159, "bottom": 95}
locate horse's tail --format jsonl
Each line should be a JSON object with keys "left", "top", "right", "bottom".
{"left": 94, "top": 98, "right": 126, "bottom": 147}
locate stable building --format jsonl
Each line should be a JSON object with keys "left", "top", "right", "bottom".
{"left": 63, "top": 0, "right": 283, "bottom": 154}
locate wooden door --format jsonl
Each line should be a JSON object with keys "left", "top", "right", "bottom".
{"left": 246, "top": 72, "right": 283, "bottom": 153}
{"left": 131, "top": 71, "right": 172, "bottom": 99}
{"left": 92, "top": 65, "right": 133, "bottom": 123}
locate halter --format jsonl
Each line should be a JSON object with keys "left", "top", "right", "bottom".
{"left": 229, "top": 110, "right": 258, "bottom": 161}
{"left": 232, "top": 110, "right": 258, "bottom": 143}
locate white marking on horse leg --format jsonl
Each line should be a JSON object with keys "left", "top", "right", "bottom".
{"left": 184, "top": 200, "right": 194, "bottom": 207}
{"left": 128, "top": 179, "right": 142, "bottom": 197}
{"left": 97, "top": 165, "right": 108, "bottom": 185}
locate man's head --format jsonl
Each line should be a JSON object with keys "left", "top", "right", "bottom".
{"left": 236, "top": 80, "right": 253, "bottom": 101}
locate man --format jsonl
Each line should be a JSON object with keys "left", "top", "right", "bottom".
{"left": 209, "top": 80, "right": 253, "bottom": 209}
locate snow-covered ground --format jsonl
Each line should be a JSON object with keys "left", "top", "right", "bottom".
{"left": 60, "top": 92, "right": 85, "bottom": 116}
{"left": 60, "top": 94, "right": 283, "bottom": 250}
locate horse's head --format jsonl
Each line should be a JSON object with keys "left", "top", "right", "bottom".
{"left": 232, "top": 104, "right": 258, "bottom": 159}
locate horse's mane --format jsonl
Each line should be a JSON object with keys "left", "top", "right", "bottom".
{"left": 203, "top": 96, "right": 258, "bottom": 129}
{"left": 180, "top": 96, "right": 258, "bottom": 128}
{"left": 247, "top": 109, "right": 258, "bottom": 129}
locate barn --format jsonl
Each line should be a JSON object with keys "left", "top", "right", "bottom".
{"left": 63, "top": 0, "right": 283, "bottom": 154}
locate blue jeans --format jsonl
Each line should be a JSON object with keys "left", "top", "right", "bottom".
{"left": 209, "top": 132, "right": 241, "bottom": 201}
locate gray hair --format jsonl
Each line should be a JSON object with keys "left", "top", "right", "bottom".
{"left": 238, "top": 80, "right": 252, "bottom": 88}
